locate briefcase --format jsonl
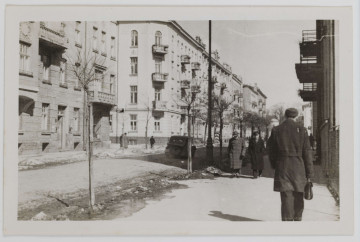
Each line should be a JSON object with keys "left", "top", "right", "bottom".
{"left": 304, "top": 181, "right": 313, "bottom": 200}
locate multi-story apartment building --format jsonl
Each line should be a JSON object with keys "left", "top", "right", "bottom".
{"left": 295, "top": 20, "right": 339, "bottom": 197}
{"left": 18, "top": 20, "right": 245, "bottom": 153}
{"left": 112, "top": 21, "right": 243, "bottom": 145}
{"left": 243, "top": 83, "right": 267, "bottom": 116}
{"left": 18, "top": 21, "right": 118, "bottom": 155}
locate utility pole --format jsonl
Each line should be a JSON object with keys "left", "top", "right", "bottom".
{"left": 206, "top": 20, "right": 214, "bottom": 166}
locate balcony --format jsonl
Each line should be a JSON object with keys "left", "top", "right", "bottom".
{"left": 180, "top": 80, "right": 190, "bottom": 89}
{"left": 39, "top": 22, "right": 67, "bottom": 49}
{"left": 191, "top": 84, "right": 201, "bottom": 93}
{"left": 191, "top": 62, "right": 201, "bottom": 70}
{"left": 181, "top": 55, "right": 191, "bottom": 64}
{"left": 299, "top": 83, "right": 317, "bottom": 102}
{"left": 88, "top": 90, "right": 116, "bottom": 106}
{"left": 152, "top": 72, "right": 168, "bottom": 82}
{"left": 300, "top": 30, "right": 319, "bottom": 58}
{"left": 153, "top": 100, "right": 167, "bottom": 111}
{"left": 295, "top": 63, "right": 323, "bottom": 83}
{"left": 152, "top": 45, "right": 169, "bottom": 55}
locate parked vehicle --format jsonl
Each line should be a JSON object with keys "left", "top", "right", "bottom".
{"left": 165, "top": 136, "right": 197, "bottom": 158}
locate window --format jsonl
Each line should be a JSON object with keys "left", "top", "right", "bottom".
{"left": 19, "top": 42, "right": 31, "bottom": 73}
{"left": 41, "top": 103, "right": 50, "bottom": 131}
{"left": 93, "top": 27, "right": 98, "bottom": 51}
{"left": 130, "top": 114, "right": 137, "bottom": 131}
{"left": 130, "top": 57, "right": 138, "bottom": 75}
{"left": 131, "top": 30, "right": 138, "bottom": 47}
{"left": 59, "top": 60, "right": 66, "bottom": 85}
{"left": 75, "top": 21, "right": 81, "bottom": 46}
{"left": 73, "top": 108, "right": 80, "bottom": 132}
{"left": 110, "top": 37, "right": 115, "bottom": 58}
{"left": 130, "top": 86, "right": 138, "bottom": 104}
{"left": 155, "top": 31, "right": 162, "bottom": 45}
{"left": 101, "top": 31, "right": 106, "bottom": 54}
{"left": 155, "top": 88, "right": 161, "bottom": 101}
{"left": 109, "top": 114, "right": 113, "bottom": 132}
{"left": 41, "top": 54, "right": 51, "bottom": 81}
{"left": 110, "top": 75, "right": 115, "bottom": 94}
{"left": 154, "top": 117, "right": 161, "bottom": 131}
{"left": 94, "top": 69, "right": 103, "bottom": 91}
{"left": 155, "top": 59, "right": 162, "bottom": 73}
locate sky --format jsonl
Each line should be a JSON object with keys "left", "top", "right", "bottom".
{"left": 178, "top": 20, "right": 316, "bottom": 109}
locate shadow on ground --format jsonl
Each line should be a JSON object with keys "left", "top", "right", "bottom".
{"left": 209, "top": 210, "right": 261, "bottom": 221}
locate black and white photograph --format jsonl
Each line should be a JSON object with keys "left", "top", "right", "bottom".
{"left": 2, "top": 4, "right": 356, "bottom": 237}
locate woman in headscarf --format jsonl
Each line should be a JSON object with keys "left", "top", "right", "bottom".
{"left": 248, "top": 130, "right": 266, "bottom": 178}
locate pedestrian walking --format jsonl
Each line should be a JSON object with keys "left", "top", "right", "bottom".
{"left": 248, "top": 130, "right": 266, "bottom": 179}
{"left": 119, "top": 134, "right": 123, "bottom": 148}
{"left": 227, "top": 131, "right": 246, "bottom": 177}
{"left": 150, "top": 136, "right": 155, "bottom": 149}
{"left": 267, "top": 108, "right": 314, "bottom": 221}
{"left": 123, "top": 133, "right": 129, "bottom": 149}
{"left": 309, "top": 133, "right": 315, "bottom": 150}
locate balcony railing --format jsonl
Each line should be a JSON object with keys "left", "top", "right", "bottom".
{"left": 88, "top": 90, "right": 116, "bottom": 105}
{"left": 152, "top": 45, "right": 169, "bottom": 55}
{"left": 191, "top": 62, "right": 201, "bottom": 70}
{"left": 39, "top": 22, "right": 67, "bottom": 48}
{"left": 181, "top": 55, "right": 191, "bottom": 64}
{"left": 152, "top": 72, "right": 168, "bottom": 82}
{"left": 191, "top": 85, "right": 201, "bottom": 93}
{"left": 300, "top": 30, "right": 319, "bottom": 58}
{"left": 299, "top": 83, "right": 317, "bottom": 102}
{"left": 295, "top": 63, "right": 323, "bottom": 83}
{"left": 180, "top": 80, "right": 191, "bottom": 89}
{"left": 153, "top": 100, "right": 167, "bottom": 111}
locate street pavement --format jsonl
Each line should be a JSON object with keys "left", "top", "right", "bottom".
{"left": 18, "top": 147, "right": 339, "bottom": 221}
{"left": 18, "top": 157, "right": 185, "bottom": 205}
{"left": 115, "top": 176, "right": 339, "bottom": 221}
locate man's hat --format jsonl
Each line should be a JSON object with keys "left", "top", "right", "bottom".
{"left": 232, "top": 131, "right": 239, "bottom": 135}
{"left": 285, "top": 108, "right": 299, "bottom": 118}
{"left": 252, "top": 130, "right": 259, "bottom": 135}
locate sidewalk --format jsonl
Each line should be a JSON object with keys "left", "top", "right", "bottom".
{"left": 18, "top": 144, "right": 166, "bottom": 170}
{"left": 115, "top": 176, "right": 339, "bottom": 221}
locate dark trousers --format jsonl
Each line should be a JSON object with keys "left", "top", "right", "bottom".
{"left": 280, "top": 191, "right": 304, "bottom": 221}
{"left": 253, "top": 169, "right": 262, "bottom": 178}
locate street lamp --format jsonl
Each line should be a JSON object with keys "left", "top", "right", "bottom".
{"left": 206, "top": 20, "right": 214, "bottom": 166}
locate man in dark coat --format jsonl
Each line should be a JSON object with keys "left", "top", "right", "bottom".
{"left": 227, "top": 131, "right": 246, "bottom": 177}
{"left": 150, "top": 136, "right": 155, "bottom": 149}
{"left": 248, "top": 130, "right": 266, "bottom": 179}
{"left": 123, "top": 133, "right": 129, "bottom": 149}
{"left": 267, "top": 108, "right": 314, "bottom": 221}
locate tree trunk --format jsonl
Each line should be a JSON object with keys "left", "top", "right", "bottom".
{"left": 83, "top": 91, "right": 88, "bottom": 151}
{"left": 187, "top": 107, "right": 192, "bottom": 173}
{"left": 87, "top": 100, "right": 95, "bottom": 211}
{"left": 204, "top": 122, "right": 207, "bottom": 143}
{"left": 240, "top": 120, "right": 243, "bottom": 138}
{"left": 219, "top": 112, "right": 223, "bottom": 168}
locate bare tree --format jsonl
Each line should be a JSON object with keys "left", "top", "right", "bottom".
{"left": 213, "top": 85, "right": 234, "bottom": 167}
{"left": 172, "top": 85, "right": 201, "bottom": 173}
{"left": 271, "top": 103, "right": 286, "bottom": 124}
{"left": 143, "top": 97, "right": 153, "bottom": 149}
{"left": 66, "top": 47, "right": 107, "bottom": 212}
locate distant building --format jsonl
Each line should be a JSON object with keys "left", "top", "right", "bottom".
{"left": 243, "top": 83, "right": 267, "bottom": 117}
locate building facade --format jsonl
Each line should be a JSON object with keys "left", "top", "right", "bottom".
{"left": 18, "top": 21, "right": 117, "bottom": 155}
{"left": 112, "top": 21, "right": 244, "bottom": 145}
{"left": 296, "top": 20, "right": 339, "bottom": 197}
{"left": 243, "top": 83, "right": 267, "bottom": 116}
